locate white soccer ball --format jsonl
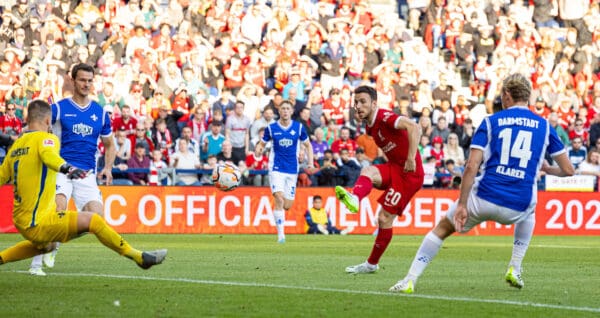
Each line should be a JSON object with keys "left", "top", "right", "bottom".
{"left": 212, "top": 162, "right": 242, "bottom": 191}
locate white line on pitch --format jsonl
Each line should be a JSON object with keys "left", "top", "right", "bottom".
{"left": 533, "top": 244, "right": 600, "bottom": 249}
{"left": 10, "top": 271, "right": 600, "bottom": 314}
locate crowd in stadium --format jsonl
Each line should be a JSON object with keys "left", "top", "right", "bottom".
{"left": 0, "top": 0, "right": 599, "bottom": 188}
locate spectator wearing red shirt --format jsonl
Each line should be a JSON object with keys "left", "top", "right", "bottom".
{"left": 529, "top": 96, "right": 551, "bottom": 119}
{"left": 124, "top": 83, "right": 147, "bottom": 117}
{"left": 149, "top": 22, "right": 174, "bottom": 61}
{"left": 128, "top": 122, "right": 155, "bottom": 156}
{"left": 323, "top": 88, "right": 347, "bottom": 125}
{"left": 452, "top": 95, "right": 471, "bottom": 126}
{"left": 0, "top": 103, "right": 23, "bottom": 138}
{"left": 331, "top": 127, "right": 357, "bottom": 160}
{"left": 354, "top": 2, "right": 374, "bottom": 33}
{"left": 243, "top": 49, "right": 266, "bottom": 88}
{"left": 223, "top": 56, "right": 244, "bottom": 95}
{"left": 430, "top": 135, "right": 445, "bottom": 167}
{"left": 278, "top": 39, "right": 300, "bottom": 66}
{"left": 0, "top": 59, "right": 18, "bottom": 104}
{"left": 573, "top": 64, "right": 598, "bottom": 92}
{"left": 212, "top": 34, "right": 236, "bottom": 65}
{"left": 245, "top": 142, "right": 269, "bottom": 186}
{"left": 569, "top": 119, "right": 590, "bottom": 147}
{"left": 555, "top": 95, "right": 576, "bottom": 130}
{"left": 172, "top": 32, "right": 194, "bottom": 67}
{"left": 205, "top": 1, "right": 230, "bottom": 35}
{"left": 112, "top": 105, "right": 138, "bottom": 137}
{"left": 171, "top": 85, "right": 192, "bottom": 129}
{"left": 588, "top": 95, "right": 600, "bottom": 125}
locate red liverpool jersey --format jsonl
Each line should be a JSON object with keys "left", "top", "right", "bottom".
{"left": 365, "top": 108, "right": 422, "bottom": 167}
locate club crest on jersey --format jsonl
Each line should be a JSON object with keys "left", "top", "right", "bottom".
{"left": 43, "top": 139, "right": 55, "bottom": 147}
{"left": 377, "top": 130, "right": 384, "bottom": 141}
{"left": 290, "top": 130, "right": 296, "bottom": 136}
{"left": 73, "top": 123, "right": 93, "bottom": 137}
{"left": 90, "top": 114, "right": 98, "bottom": 121}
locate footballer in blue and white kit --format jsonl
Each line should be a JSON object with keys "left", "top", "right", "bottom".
{"left": 52, "top": 96, "right": 113, "bottom": 210}
{"left": 445, "top": 105, "right": 567, "bottom": 231}
{"left": 30, "top": 63, "right": 117, "bottom": 276}
{"left": 392, "top": 74, "right": 575, "bottom": 293}
{"left": 51, "top": 64, "right": 116, "bottom": 212}
{"left": 258, "top": 101, "right": 313, "bottom": 243}
{"left": 262, "top": 117, "right": 310, "bottom": 200}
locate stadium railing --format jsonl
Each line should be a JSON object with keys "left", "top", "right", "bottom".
{"left": 111, "top": 168, "right": 459, "bottom": 187}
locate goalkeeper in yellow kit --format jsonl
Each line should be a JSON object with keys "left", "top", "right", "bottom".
{"left": 0, "top": 100, "right": 167, "bottom": 269}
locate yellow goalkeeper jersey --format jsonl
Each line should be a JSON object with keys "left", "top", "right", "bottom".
{"left": 0, "top": 131, "right": 65, "bottom": 230}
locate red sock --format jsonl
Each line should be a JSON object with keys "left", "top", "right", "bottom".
{"left": 367, "top": 228, "right": 393, "bottom": 265}
{"left": 353, "top": 175, "right": 373, "bottom": 201}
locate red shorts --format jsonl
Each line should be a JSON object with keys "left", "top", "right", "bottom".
{"left": 375, "top": 162, "right": 424, "bottom": 216}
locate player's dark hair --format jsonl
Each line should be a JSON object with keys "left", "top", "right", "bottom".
{"left": 354, "top": 85, "right": 377, "bottom": 102}
{"left": 27, "top": 99, "right": 51, "bottom": 124}
{"left": 70, "top": 63, "right": 95, "bottom": 80}
{"left": 313, "top": 195, "right": 322, "bottom": 202}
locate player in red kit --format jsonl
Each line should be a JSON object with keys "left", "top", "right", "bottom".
{"left": 336, "top": 85, "right": 424, "bottom": 274}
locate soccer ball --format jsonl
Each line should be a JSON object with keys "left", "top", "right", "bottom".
{"left": 212, "top": 162, "right": 242, "bottom": 191}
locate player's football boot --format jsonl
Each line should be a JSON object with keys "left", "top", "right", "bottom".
{"left": 389, "top": 278, "right": 414, "bottom": 294}
{"left": 335, "top": 186, "right": 359, "bottom": 213}
{"left": 505, "top": 266, "right": 524, "bottom": 289}
{"left": 29, "top": 267, "right": 46, "bottom": 276}
{"left": 137, "top": 249, "right": 168, "bottom": 270}
{"left": 277, "top": 238, "right": 286, "bottom": 244}
{"left": 345, "top": 262, "right": 378, "bottom": 274}
{"left": 340, "top": 226, "right": 354, "bottom": 235}
{"left": 43, "top": 251, "right": 56, "bottom": 268}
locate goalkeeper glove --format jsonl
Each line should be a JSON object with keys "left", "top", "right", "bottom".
{"left": 59, "top": 164, "right": 89, "bottom": 180}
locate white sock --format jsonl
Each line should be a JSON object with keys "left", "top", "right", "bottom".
{"left": 509, "top": 213, "right": 535, "bottom": 273}
{"left": 31, "top": 254, "right": 43, "bottom": 270}
{"left": 273, "top": 209, "right": 285, "bottom": 240}
{"left": 407, "top": 231, "right": 444, "bottom": 281}
{"left": 51, "top": 242, "right": 60, "bottom": 257}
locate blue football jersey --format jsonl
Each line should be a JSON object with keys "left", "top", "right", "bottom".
{"left": 52, "top": 98, "right": 113, "bottom": 171}
{"left": 262, "top": 120, "right": 309, "bottom": 174}
{"left": 471, "top": 106, "right": 566, "bottom": 212}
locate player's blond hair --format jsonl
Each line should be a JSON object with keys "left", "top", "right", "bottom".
{"left": 502, "top": 73, "right": 531, "bottom": 103}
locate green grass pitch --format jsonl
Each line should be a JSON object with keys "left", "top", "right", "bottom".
{"left": 0, "top": 234, "right": 599, "bottom": 317}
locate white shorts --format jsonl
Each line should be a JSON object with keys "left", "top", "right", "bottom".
{"left": 56, "top": 172, "right": 103, "bottom": 211}
{"left": 446, "top": 190, "right": 534, "bottom": 233}
{"left": 269, "top": 171, "right": 298, "bottom": 200}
